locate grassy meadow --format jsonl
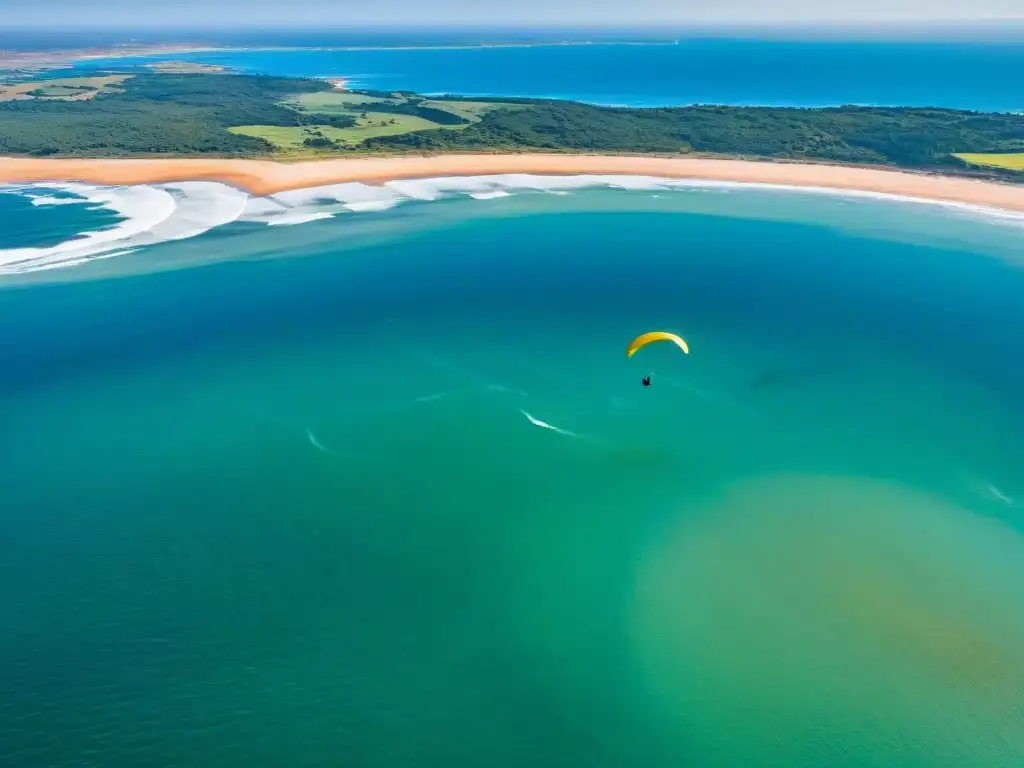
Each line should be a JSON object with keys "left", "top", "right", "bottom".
{"left": 229, "top": 112, "right": 445, "bottom": 150}
{"left": 954, "top": 152, "right": 1024, "bottom": 171}
{"left": 0, "top": 74, "right": 131, "bottom": 102}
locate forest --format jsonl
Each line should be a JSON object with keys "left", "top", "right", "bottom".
{"left": 364, "top": 99, "right": 1024, "bottom": 176}
{"left": 1, "top": 71, "right": 1023, "bottom": 180}
{"left": 0, "top": 73, "right": 344, "bottom": 156}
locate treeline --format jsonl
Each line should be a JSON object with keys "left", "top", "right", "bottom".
{"left": 358, "top": 100, "right": 468, "bottom": 125}
{"left": 0, "top": 73, "right": 343, "bottom": 156}
{"left": 363, "top": 100, "right": 1024, "bottom": 176}
{"left": 4, "top": 71, "right": 1024, "bottom": 179}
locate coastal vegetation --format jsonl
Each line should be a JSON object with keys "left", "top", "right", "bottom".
{"left": 284, "top": 90, "right": 513, "bottom": 126}
{"left": 954, "top": 152, "right": 1024, "bottom": 171}
{"left": 0, "top": 72, "right": 335, "bottom": 155}
{"left": 1, "top": 69, "right": 1024, "bottom": 180}
{"left": 363, "top": 100, "right": 1024, "bottom": 177}
{"left": 229, "top": 113, "right": 441, "bottom": 151}
{"left": 143, "top": 61, "right": 227, "bottom": 74}
{"left": 285, "top": 91, "right": 392, "bottom": 111}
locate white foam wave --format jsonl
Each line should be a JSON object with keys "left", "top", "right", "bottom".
{"left": 267, "top": 212, "right": 335, "bottom": 227}
{"left": 239, "top": 196, "right": 289, "bottom": 219}
{"left": 29, "top": 195, "right": 89, "bottom": 206}
{"left": 343, "top": 200, "right": 398, "bottom": 212}
{"left": 0, "top": 181, "right": 249, "bottom": 274}
{"left": 28, "top": 248, "right": 139, "bottom": 273}
{"left": 469, "top": 190, "right": 512, "bottom": 200}
{"left": 270, "top": 181, "right": 403, "bottom": 210}
{"left": 381, "top": 173, "right": 1024, "bottom": 225}
{"left": 4, "top": 170, "right": 1024, "bottom": 275}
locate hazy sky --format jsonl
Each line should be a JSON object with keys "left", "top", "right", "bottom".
{"left": 6, "top": 0, "right": 1024, "bottom": 27}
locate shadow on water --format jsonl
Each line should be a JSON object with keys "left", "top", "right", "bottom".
{"left": 745, "top": 354, "right": 850, "bottom": 394}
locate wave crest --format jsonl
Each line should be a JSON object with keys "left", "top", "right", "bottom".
{"left": 3, "top": 173, "right": 1023, "bottom": 275}
{"left": 0, "top": 182, "right": 248, "bottom": 274}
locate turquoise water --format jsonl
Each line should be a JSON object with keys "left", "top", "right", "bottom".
{"left": 2, "top": 187, "right": 1024, "bottom": 766}
{"left": 0, "top": 186, "right": 122, "bottom": 251}
{"left": 77, "top": 38, "right": 1024, "bottom": 110}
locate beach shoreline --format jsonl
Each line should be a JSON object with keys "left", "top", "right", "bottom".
{"left": 2, "top": 153, "right": 1024, "bottom": 214}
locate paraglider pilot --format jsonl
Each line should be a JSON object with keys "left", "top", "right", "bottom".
{"left": 627, "top": 331, "right": 689, "bottom": 390}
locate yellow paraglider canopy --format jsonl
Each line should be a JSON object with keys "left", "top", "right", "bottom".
{"left": 626, "top": 331, "right": 690, "bottom": 358}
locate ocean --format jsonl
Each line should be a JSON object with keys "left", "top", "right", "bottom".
{"left": 72, "top": 36, "right": 1024, "bottom": 111}
{"left": 5, "top": 25, "right": 1024, "bottom": 766}
{"left": 2, "top": 176, "right": 1024, "bottom": 767}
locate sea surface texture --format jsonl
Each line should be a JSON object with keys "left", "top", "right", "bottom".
{"left": 76, "top": 38, "right": 1024, "bottom": 111}
{"left": 1, "top": 179, "right": 1024, "bottom": 767}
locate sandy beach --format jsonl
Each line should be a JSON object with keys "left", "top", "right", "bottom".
{"left": 1, "top": 154, "right": 1022, "bottom": 213}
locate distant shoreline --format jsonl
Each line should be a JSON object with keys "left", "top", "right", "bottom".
{"left": 2, "top": 153, "right": 1024, "bottom": 215}
{"left": 0, "top": 40, "right": 676, "bottom": 73}
{"left": 0, "top": 45, "right": 226, "bottom": 73}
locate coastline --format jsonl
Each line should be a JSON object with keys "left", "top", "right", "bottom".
{"left": 0, "top": 45, "right": 230, "bottom": 74}
{"left": 3, "top": 154, "right": 1024, "bottom": 215}
{"left": 0, "top": 40, "right": 672, "bottom": 73}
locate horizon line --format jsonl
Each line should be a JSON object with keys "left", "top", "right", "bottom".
{"left": 7, "top": 20, "right": 1024, "bottom": 30}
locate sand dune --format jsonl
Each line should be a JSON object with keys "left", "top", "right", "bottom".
{"left": 1, "top": 154, "right": 1023, "bottom": 213}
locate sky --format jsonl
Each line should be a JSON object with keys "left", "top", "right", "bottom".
{"left": 4, "top": 0, "right": 1024, "bottom": 27}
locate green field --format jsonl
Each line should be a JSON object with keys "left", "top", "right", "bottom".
{"left": 954, "top": 152, "right": 1024, "bottom": 170}
{"left": 421, "top": 99, "right": 516, "bottom": 122}
{"left": 335, "top": 112, "right": 444, "bottom": 142}
{"left": 228, "top": 124, "right": 356, "bottom": 150}
{"left": 144, "top": 61, "right": 227, "bottom": 74}
{"left": 284, "top": 91, "right": 401, "bottom": 114}
{"left": 285, "top": 91, "right": 515, "bottom": 124}
{"left": 229, "top": 112, "right": 444, "bottom": 151}
{"left": 272, "top": 91, "right": 524, "bottom": 148}
{"left": 0, "top": 74, "right": 131, "bottom": 101}
{"left": 256, "top": 92, "right": 526, "bottom": 151}
{"left": 32, "top": 86, "right": 88, "bottom": 97}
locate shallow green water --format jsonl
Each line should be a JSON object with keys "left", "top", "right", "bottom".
{"left": 1, "top": 190, "right": 1023, "bottom": 766}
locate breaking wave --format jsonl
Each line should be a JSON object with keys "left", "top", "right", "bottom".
{"left": 0, "top": 182, "right": 249, "bottom": 274}
{"left": 3, "top": 173, "right": 1024, "bottom": 275}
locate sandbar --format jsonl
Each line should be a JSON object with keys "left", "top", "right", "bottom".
{"left": 1, "top": 154, "right": 1023, "bottom": 214}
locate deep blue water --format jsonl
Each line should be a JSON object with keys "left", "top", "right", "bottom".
{"left": 0, "top": 188, "right": 122, "bottom": 250}
{"left": 75, "top": 37, "right": 1024, "bottom": 111}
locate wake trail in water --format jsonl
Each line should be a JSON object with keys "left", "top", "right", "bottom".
{"left": 305, "top": 428, "right": 335, "bottom": 455}
{"left": 416, "top": 351, "right": 529, "bottom": 399}
{"left": 974, "top": 479, "right": 1016, "bottom": 507}
{"left": 413, "top": 391, "right": 451, "bottom": 403}
{"left": 487, "top": 383, "right": 529, "bottom": 397}
{"left": 519, "top": 409, "right": 586, "bottom": 439}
